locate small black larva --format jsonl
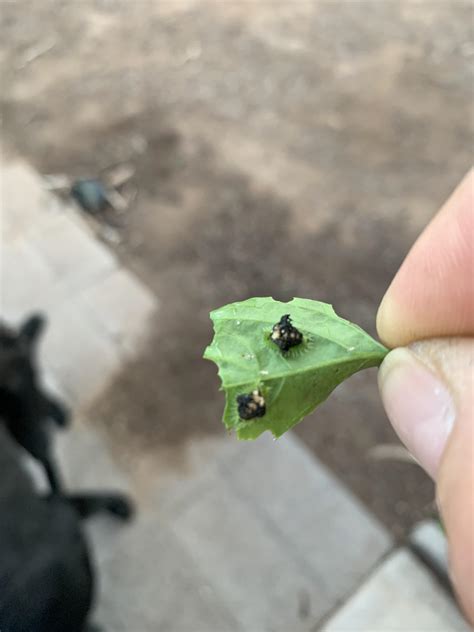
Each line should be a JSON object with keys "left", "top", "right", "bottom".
{"left": 270, "top": 314, "right": 303, "bottom": 352}
{"left": 236, "top": 390, "right": 266, "bottom": 420}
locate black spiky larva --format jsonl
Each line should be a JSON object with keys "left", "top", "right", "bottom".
{"left": 236, "top": 390, "right": 266, "bottom": 420}
{"left": 270, "top": 314, "right": 303, "bottom": 352}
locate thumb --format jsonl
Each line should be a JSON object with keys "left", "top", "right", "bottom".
{"left": 378, "top": 338, "right": 474, "bottom": 622}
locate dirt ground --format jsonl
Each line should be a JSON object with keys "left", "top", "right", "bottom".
{"left": 1, "top": 1, "right": 472, "bottom": 537}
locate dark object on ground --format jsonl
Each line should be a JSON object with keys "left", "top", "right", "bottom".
{"left": 270, "top": 314, "right": 303, "bottom": 352}
{"left": 71, "top": 178, "right": 109, "bottom": 215}
{"left": 0, "top": 314, "right": 134, "bottom": 632}
{"left": 236, "top": 389, "right": 266, "bottom": 420}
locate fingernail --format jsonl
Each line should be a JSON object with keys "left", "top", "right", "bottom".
{"left": 378, "top": 348, "right": 456, "bottom": 479}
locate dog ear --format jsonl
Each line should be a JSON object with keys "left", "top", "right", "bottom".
{"left": 19, "top": 313, "right": 46, "bottom": 347}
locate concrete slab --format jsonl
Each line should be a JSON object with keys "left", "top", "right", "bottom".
{"left": 0, "top": 162, "right": 56, "bottom": 241}
{"left": 170, "top": 473, "right": 318, "bottom": 632}
{"left": 39, "top": 301, "right": 122, "bottom": 405}
{"left": 154, "top": 433, "right": 392, "bottom": 631}
{"left": 76, "top": 268, "right": 157, "bottom": 357}
{"left": 221, "top": 433, "right": 393, "bottom": 609}
{"left": 92, "top": 517, "right": 241, "bottom": 632}
{"left": 27, "top": 212, "right": 117, "bottom": 294}
{"left": 321, "top": 549, "right": 470, "bottom": 632}
{"left": 58, "top": 427, "right": 391, "bottom": 632}
{"left": 55, "top": 422, "right": 131, "bottom": 494}
{"left": 0, "top": 237, "right": 56, "bottom": 321}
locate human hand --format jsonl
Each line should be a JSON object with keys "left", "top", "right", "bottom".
{"left": 377, "top": 170, "right": 474, "bottom": 623}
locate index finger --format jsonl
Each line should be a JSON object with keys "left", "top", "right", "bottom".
{"left": 377, "top": 170, "right": 474, "bottom": 347}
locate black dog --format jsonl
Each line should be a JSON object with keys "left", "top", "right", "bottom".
{"left": 0, "top": 314, "right": 134, "bottom": 632}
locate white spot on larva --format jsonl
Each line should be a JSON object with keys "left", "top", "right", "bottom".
{"left": 243, "top": 353, "right": 255, "bottom": 360}
{"left": 236, "top": 321, "right": 241, "bottom": 326}
{"left": 348, "top": 346, "right": 355, "bottom": 351}
{"left": 260, "top": 370, "right": 269, "bottom": 375}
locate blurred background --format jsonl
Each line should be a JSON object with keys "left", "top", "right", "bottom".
{"left": 1, "top": 1, "right": 473, "bottom": 630}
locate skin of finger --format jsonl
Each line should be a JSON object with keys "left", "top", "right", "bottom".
{"left": 437, "top": 400, "right": 474, "bottom": 624}
{"left": 377, "top": 169, "right": 474, "bottom": 348}
{"left": 410, "top": 340, "right": 474, "bottom": 623}
{"left": 409, "top": 338, "right": 474, "bottom": 408}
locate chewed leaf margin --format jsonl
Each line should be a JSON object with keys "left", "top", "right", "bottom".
{"left": 204, "top": 297, "right": 388, "bottom": 440}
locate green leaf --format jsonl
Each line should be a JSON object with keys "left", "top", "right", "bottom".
{"left": 204, "top": 297, "right": 388, "bottom": 440}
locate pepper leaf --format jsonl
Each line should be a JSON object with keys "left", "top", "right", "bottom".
{"left": 204, "top": 297, "right": 388, "bottom": 440}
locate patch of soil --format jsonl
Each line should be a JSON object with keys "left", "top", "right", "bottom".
{"left": 91, "top": 131, "right": 435, "bottom": 537}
